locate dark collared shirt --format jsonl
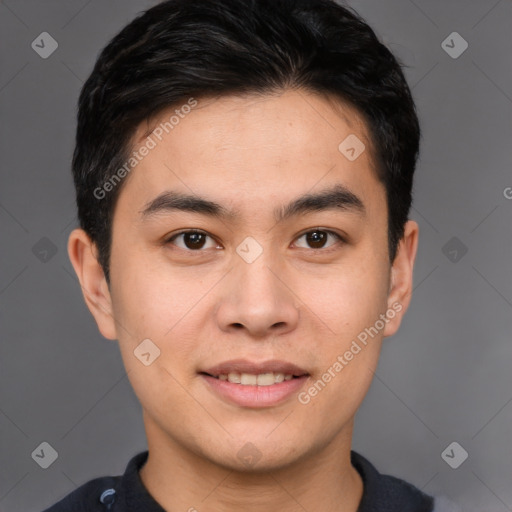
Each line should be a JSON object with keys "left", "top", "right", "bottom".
{"left": 42, "top": 450, "right": 435, "bottom": 511}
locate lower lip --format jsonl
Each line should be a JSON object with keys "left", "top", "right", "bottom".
{"left": 200, "top": 374, "right": 309, "bottom": 408}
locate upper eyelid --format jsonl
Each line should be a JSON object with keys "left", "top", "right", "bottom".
{"left": 168, "top": 229, "right": 217, "bottom": 242}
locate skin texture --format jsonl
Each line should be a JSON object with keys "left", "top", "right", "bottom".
{"left": 68, "top": 88, "right": 419, "bottom": 512}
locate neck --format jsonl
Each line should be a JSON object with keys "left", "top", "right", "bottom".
{"left": 139, "top": 414, "right": 363, "bottom": 512}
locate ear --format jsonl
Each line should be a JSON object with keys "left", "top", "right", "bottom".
{"left": 67, "top": 228, "right": 117, "bottom": 340}
{"left": 382, "top": 220, "right": 419, "bottom": 338}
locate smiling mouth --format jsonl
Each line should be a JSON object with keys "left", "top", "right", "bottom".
{"left": 199, "top": 372, "right": 307, "bottom": 386}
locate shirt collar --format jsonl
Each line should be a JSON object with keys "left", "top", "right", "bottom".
{"left": 118, "top": 450, "right": 432, "bottom": 511}
{"left": 118, "top": 451, "right": 166, "bottom": 511}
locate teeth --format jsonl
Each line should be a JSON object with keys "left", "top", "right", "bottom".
{"left": 228, "top": 372, "right": 241, "bottom": 383}
{"left": 257, "top": 373, "right": 276, "bottom": 385}
{"left": 240, "top": 373, "right": 258, "bottom": 385}
{"left": 274, "top": 373, "right": 285, "bottom": 383}
{"left": 215, "top": 372, "right": 299, "bottom": 385}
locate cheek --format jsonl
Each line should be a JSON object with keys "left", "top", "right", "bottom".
{"left": 297, "top": 253, "right": 388, "bottom": 410}
{"left": 111, "top": 247, "right": 197, "bottom": 333}
{"left": 303, "top": 258, "right": 389, "bottom": 339}
{"left": 109, "top": 258, "right": 208, "bottom": 414}
{"left": 109, "top": 250, "right": 218, "bottom": 371}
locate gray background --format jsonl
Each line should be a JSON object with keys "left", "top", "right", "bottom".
{"left": 0, "top": 0, "right": 511, "bottom": 511}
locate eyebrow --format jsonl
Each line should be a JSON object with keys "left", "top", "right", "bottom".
{"left": 139, "top": 183, "right": 366, "bottom": 223}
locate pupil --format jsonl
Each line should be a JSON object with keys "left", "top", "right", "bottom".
{"left": 307, "top": 231, "right": 326, "bottom": 249}
{"left": 185, "top": 233, "right": 205, "bottom": 249}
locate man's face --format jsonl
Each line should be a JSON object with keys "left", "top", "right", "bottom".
{"left": 77, "top": 89, "right": 413, "bottom": 471}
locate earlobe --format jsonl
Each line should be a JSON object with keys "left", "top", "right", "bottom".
{"left": 383, "top": 220, "right": 419, "bottom": 339}
{"left": 67, "top": 228, "right": 117, "bottom": 340}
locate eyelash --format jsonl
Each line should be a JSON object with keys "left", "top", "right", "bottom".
{"left": 164, "top": 228, "right": 346, "bottom": 253}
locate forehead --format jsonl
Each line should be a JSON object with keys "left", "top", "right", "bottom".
{"left": 117, "top": 89, "right": 383, "bottom": 221}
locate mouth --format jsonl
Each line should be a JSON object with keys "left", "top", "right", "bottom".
{"left": 199, "top": 371, "right": 307, "bottom": 386}
{"left": 199, "top": 359, "right": 310, "bottom": 386}
{"left": 198, "top": 359, "right": 310, "bottom": 407}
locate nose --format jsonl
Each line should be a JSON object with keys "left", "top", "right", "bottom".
{"left": 215, "top": 250, "right": 300, "bottom": 338}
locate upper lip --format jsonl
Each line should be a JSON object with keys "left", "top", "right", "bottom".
{"left": 201, "top": 359, "right": 309, "bottom": 377}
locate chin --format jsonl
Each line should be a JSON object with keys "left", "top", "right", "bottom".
{"left": 203, "top": 438, "right": 307, "bottom": 474}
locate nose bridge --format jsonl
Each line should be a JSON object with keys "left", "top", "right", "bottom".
{"left": 239, "top": 252, "right": 280, "bottom": 302}
{"left": 234, "top": 233, "right": 281, "bottom": 292}
{"left": 215, "top": 238, "right": 300, "bottom": 336}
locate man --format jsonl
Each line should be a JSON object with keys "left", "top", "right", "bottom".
{"left": 43, "top": 0, "right": 457, "bottom": 510}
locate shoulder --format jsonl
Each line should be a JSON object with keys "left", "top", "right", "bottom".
{"left": 351, "top": 451, "right": 434, "bottom": 512}
{"left": 41, "top": 475, "right": 121, "bottom": 512}
{"left": 40, "top": 451, "right": 151, "bottom": 512}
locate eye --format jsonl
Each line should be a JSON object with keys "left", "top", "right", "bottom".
{"left": 293, "top": 229, "right": 345, "bottom": 250}
{"left": 165, "top": 228, "right": 345, "bottom": 253}
{"left": 165, "top": 230, "right": 220, "bottom": 251}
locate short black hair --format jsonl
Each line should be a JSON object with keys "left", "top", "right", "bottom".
{"left": 72, "top": 0, "right": 420, "bottom": 284}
